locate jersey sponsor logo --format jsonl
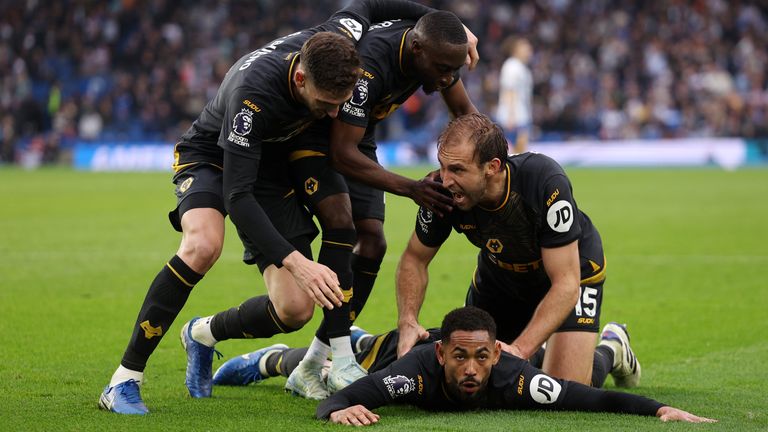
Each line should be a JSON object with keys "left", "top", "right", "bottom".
{"left": 529, "top": 374, "right": 561, "bottom": 404}
{"left": 370, "top": 19, "right": 401, "bottom": 30}
{"left": 577, "top": 317, "right": 595, "bottom": 324}
{"left": 140, "top": 320, "right": 163, "bottom": 339}
{"left": 179, "top": 177, "right": 194, "bottom": 194}
{"left": 242, "top": 99, "right": 261, "bottom": 112}
{"left": 382, "top": 374, "right": 417, "bottom": 398}
{"left": 361, "top": 69, "right": 375, "bottom": 80}
{"left": 486, "top": 238, "right": 504, "bottom": 254}
{"left": 493, "top": 257, "right": 543, "bottom": 273}
{"left": 342, "top": 102, "right": 365, "bottom": 118}
{"left": 339, "top": 18, "right": 363, "bottom": 40}
{"left": 304, "top": 177, "right": 319, "bottom": 195}
{"left": 417, "top": 374, "right": 424, "bottom": 395}
{"left": 350, "top": 79, "right": 369, "bottom": 107}
{"left": 517, "top": 374, "right": 525, "bottom": 395}
{"left": 227, "top": 132, "right": 250, "bottom": 147}
{"left": 546, "top": 200, "right": 573, "bottom": 233}
{"left": 459, "top": 224, "right": 476, "bottom": 230}
{"left": 546, "top": 188, "right": 560, "bottom": 207}
{"left": 417, "top": 207, "right": 433, "bottom": 233}
{"left": 238, "top": 31, "right": 301, "bottom": 70}
{"left": 233, "top": 108, "right": 254, "bottom": 136}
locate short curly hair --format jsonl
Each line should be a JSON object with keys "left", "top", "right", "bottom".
{"left": 440, "top": 306, "right": 497, "bottom": 343}
{"left": 301, "top": 32, "right": 361, "bottom": 97}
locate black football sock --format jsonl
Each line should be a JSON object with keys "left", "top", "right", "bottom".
{"left": 264, "top": 347, "right": 309, "bottom": 377}
{"left": 314, "top": 229, "right": 356, "bottom": 342}
{"left": 210, "top": 295, "right": 298, "bottom": 341}
{"left": 349, "top": 254, "right": 381, "bottom": 321}
{"left": 591, "top": 344, "right": 614, "bottom": 387}
{"left": 121, "top": 255, "right": 202, "bottom": 371}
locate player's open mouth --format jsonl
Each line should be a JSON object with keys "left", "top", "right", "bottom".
{"left": 460, "top": 381, "right": 479, "bottom": 393}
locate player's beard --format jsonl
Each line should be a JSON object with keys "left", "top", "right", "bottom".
{"left": 446, "top": 378, "right": 487, "bottom": 409}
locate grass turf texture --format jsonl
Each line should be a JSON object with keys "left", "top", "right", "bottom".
{"left": 1, "top": 166, "right": 766, "bottom": 431}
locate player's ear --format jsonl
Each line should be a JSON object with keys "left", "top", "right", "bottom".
{"left": 435, "top": 341, "right": 446, "bottom": 366}
{"left": 411, "top": 38, "right": 423, "bottom": 56}
{"left": 294, "top": 69, "right": 306, "bottom": 89}
{"left": 492, "top": 341, "right": 502, "bottom": 365}
{"left": 486, "top": 158, "right": 502, "bottom": 175}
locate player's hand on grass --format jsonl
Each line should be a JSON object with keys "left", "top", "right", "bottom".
{"left": 283, "top": 251, "right": 343, "bottom": 309}
{"left": 408, "top": 178, "right": 453, "bottom": 217}
{"left": 656, "top": 406, "right": 717, "bottom": 423}
{"left": 462, "top": 25, "right": 479, "bottom": 70}
{"left": 397, "top": 321, "right": 430, "bottom": 358}
{"left": 329, "top": 405, "right": 380, "bottom": 426}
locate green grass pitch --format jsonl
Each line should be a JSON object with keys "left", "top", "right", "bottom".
{"left": 1, "top": 166, "right": 766, "bottom": 431}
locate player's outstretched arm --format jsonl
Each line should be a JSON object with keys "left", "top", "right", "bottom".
{"left": 329, "top": 121, "right": 454, "bottom": 216}
{"left": 329, "top": 405, "right": 381, "bottom": 426}
{"left": 656, "top": 406, "right": 717, "bottom": 423}
{"left": 396, "top": 232, "right": 439, "bottom": 357}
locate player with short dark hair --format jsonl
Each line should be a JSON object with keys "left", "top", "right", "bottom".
{"left": 317, "top": 306, "right": 716, "bottom": 425}
{"left": 396, "top": 113, "right": 628, "bottom": 389}
{"left": 281, "top": 10, "right": 479, "bottom": 399}
{"left": 98, "top": 0, "right": 442, "bottom": 415}
{"left": 208, "top": 307, "right": 715, "bottom": 425}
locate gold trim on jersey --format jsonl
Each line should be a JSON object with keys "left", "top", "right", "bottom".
{"left": 479, "top": 163, "right": 511, "bottom": 212}
{"left": 288, "top": 149, "right": 326, "bottom": 162}
{"left": 287, "top": 53, "right": 300, "bottom": 101}
{"left": 360, "top": 334, "right": 387, "bottom": 370}
{"left": 580, "top": 255, "right": 607, "bottom": 285}
{"left": 398, "top": 29, "right": 411, "bottom": 75}
{"left": 471, "top": 267, "right": 479, "bottom": 292}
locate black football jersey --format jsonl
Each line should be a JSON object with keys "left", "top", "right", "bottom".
{"left": 337, "top": 18, "right": 459, "bottom": 149}
{"left": 415, "top": 153, "right": 601, "bottom": 286}
{"left": 317, "top": 343, "right": 663, "bottom": 418}
{"left": 173, "top": 10, "right": 370, "bottom": 172}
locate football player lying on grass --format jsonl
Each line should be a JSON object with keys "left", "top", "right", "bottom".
{"left": 316, "top": 307, "right": 715, "bottom": 425}
{"left": 214, "top": 306, "right": 716, "bottom": 425}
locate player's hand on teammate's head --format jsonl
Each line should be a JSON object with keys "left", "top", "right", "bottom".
{"left": 656, "top": 406, "right": 717, "bottom": 423}
{"left": 424, "top": 169, "right": 440, "bottom": 182}
{"left": 410, "top": 178, "right": 453, "bottom": 218}
{"left": 462, "top": 25, "right": 479, "bottom": 70}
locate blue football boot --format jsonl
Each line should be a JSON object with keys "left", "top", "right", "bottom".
{"left": 213, "top": 343, "right": 289, "bottom": 386}
{"left": 98, "top": 379, "right": 149, "bottom": 415}
{"left": 180, "top": 317, "right": 222, "bottom": 398}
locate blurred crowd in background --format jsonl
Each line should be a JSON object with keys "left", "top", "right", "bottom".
{"left": 1, "top": 0, "right": 767, "bottom": 165}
